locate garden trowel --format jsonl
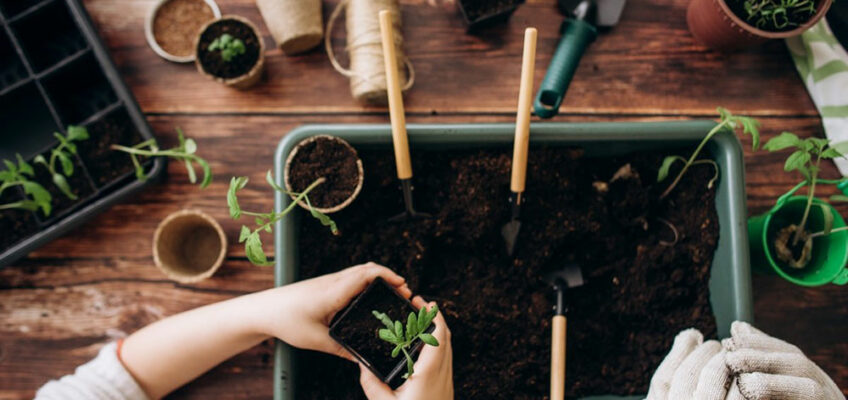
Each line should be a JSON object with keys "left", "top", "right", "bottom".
{"left": 533, "top": 0, "right": 626, "bottom": 118}
{"left": 546, "top": 263, "right": 585, "bottom": 400}
{"left": 501, "top": 27, "right": 537, "bottom": 256}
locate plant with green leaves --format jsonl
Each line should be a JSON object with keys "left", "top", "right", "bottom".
{"left": 33, "top": 125, "right": 89, "bottom": 200}
{"left": 658, "top": 107, "right": 761, "bottom": 199}
{"left": 0, "top": 154, "right": 52, "bottom": 216}
{"left": 762, "top": 132, "right": 848, "bottom": 268}
{"left": 743, "top": 0, "right": 816, "bottom": 30}
{"left": 111, "top": 128, "right": 211, "bottom": 188}
{"left": 372, "top": 305, "right": 440, "bottom": 379}
{"left": 208, "top": 34, "right": 246, "bottom": 62}
{"left": 228, "top": 172, "right": 338, "bottom": 266}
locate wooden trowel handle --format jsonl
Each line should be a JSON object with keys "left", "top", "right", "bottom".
{"left": 511, "top": 28, "right": 537, "bottom": 193}
{"left": 379, "top": 10, "right": 412, "bottom": 180}
{"left": 551, "top": 315, "right": 566, "bottom": 400}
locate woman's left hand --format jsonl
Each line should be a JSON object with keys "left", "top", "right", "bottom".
{"left": 258, "top": 262, "right": 412, "bottom": 360}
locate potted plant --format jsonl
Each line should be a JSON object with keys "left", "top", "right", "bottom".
{"left": 748, "top": 132, "right": 848, "bottom": 286}
{"left": 457, "top": 0, "right": 525, "bottom": 31}
{"left": 195, "top": 15, "right": 265, "bottom": 89}
{"left": 687, "top": 0, "right": 833, "bottom": 51}
{"left": 329, "top": 277, "right": 438, "bottom": 384}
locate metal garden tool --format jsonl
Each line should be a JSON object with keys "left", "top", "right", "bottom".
{"left": 501, "top": 27, "right": 538, "bottom": 256}
{"left": 379, "top": 10, "right": 430, "bottom": 222}
{"left": 546, "top": 263, "right": 585, "bottom": 400}
{"left": 533, "top": 0, "right": 626, "bottom": 118}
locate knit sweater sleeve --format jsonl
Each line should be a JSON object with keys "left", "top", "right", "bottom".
{"left": 35, "top": 342, "right": 149, "bottom": 400}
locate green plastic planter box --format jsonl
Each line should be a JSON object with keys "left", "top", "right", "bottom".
{"left": 273, "top": 122, "right": 754, "bottom": 400}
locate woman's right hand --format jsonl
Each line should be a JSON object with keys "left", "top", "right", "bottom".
{"left": 358, "top": 296, "right": 454, "bottom": 400}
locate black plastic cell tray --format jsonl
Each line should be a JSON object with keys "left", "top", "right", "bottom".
{"left": 0, "top": 0, "right": 164, "bottom": 267}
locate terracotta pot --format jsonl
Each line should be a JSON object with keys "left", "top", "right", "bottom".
{"left": 195, "top": 15, "right": 265, "bottom": 89}
{"left": 153, "top": 209, "right": 227, "bottom": 283}
{"left": 283, "top": 135, "right": 364, "bottom": 214}
{"left": 687, "top": 0, "right": 833, "bottom": 51}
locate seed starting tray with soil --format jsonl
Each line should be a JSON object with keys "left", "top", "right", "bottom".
{"left": 273, "top": 123, "right": 753, "bottom": 400}
{"left": 0, "top": 0, "right": 163, "bottom": 267}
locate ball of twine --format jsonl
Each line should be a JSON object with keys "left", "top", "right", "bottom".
{"left": 325, "top": 0, "right": 414, "bottom": 105}
{"left": 256, "top": 0, "right": 323, "bottom": 55}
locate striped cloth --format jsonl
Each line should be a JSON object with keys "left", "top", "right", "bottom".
{"left": 786, "top": 20, "right": 848, "bottom": 176}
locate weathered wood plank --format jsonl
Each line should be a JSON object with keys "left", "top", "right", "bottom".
{"left": 81, "top": 0, "right": 816, "bottom": 116}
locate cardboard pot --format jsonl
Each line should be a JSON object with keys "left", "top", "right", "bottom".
{"left": 283, "top": 135, "right": 364, "bottom": 214}
{"left": 153, "top": 209, "right": 227, "bottom": 283}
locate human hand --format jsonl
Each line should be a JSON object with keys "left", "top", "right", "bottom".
{"left": 358, "top": 296, "right": 454, "bottom": 400}
{"left": 259, "top": 262, "right": 412, "bottom": 360}
{"left": 646, "top": 328, "right": 728, "bottom": 400}
{"left": 723, "top": 321, "right": 844, "bottom": 400}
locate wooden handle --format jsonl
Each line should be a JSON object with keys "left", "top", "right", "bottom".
{"left": 379, "top": 10, "right": 412, "bottom": 180}
{"left": 551, "top": 315, "right": 566, "bottom": 400}
{"left": 511, "top": 28, "right": 537, "bottom": 193}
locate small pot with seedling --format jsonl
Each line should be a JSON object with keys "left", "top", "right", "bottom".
{"left": 687, "top": 0, "right": 833, "bottom": 51}
{"left": 329, "top": 277, "right": 439, "bottom": 384}
{"left": 748, "top": 133, "right": 848, "bottom": 286}
{"left": 195, "top": 15, "right": 265, "bottom": 89}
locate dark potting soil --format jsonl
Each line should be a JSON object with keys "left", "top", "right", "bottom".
{"left": 197, "top": 19, "right": 260, "bottom": 80}
{"left": 77, "top": 110, "right": 145, "bottom": 188}
{"left": 0, "top": 189, "right": 39, "bottom": 252}
{"left": 32, "top": 154, "right": 95, "bottom": 219}
{"left": 330, "top": 278, "right": 425, "bottom": 382}
{"left": 725, "top": 0, "right": 819, "bottom": 32}
{"left": 288, "top": 137, "right": 361, "bottom": 209}
{"left": 295, "top": 147, "right": 719, "bottom": 399}
{"left": 459, "top": 0, "right": 521, "bottom": 21}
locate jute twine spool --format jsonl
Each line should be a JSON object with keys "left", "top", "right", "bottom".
{"left": 326, "top": 0, "right": 414, "bottom": 105}
{"left": 256, "top": 0, "right": 323, "bottom": 55}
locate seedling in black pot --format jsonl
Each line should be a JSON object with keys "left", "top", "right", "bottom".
{"left": 0, "top": 154, "right": 51, "bottom": 216}
{"left": 330, "top": 277, "right": 438, "bottom": 384}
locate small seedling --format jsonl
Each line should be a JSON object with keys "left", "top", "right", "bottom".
{"left": 763, "top": 132, "right": 848, "bottom": 267}
{"left": 372, "top": 304, "right": 440, "bottom": 379}
{"left": 33, "top": 125, "right": 90, "bottom": 201}
{"left": 0, "top": 154, "right": 52, "bottom": 216}
{"left": 658, "top": 107, "right": 760, "bottom": 199}
{"left": 110, "top": 128, "right": 211, "bottom": 188}
{"left": 208, "top": 33, "right": 246, "bottom": 62}
{"left": 228, "top": 172, "right": 338, "bottom": 266}
{"left": 743, "top": 0, "right": 815, "bottom": 30}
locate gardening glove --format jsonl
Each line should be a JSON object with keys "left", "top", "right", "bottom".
{"left": 646, "top": 328, "right": 730, "bottom": 400}
{"left": 723, "top": 321, "right": 844, "bottom": 400}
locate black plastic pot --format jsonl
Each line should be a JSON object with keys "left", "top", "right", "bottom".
{"left": 457, "top": 0, "right": 525, "bottom": 31}
{"left": 0, "top": 0, "right": 164, "bottom": 267}
{"left": 329, "top": 277, "right": 433, "bottom": 387}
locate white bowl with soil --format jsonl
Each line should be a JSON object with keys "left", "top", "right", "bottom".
{"left": 195, "top": 16, "right": 265, "bottom": 89}
{"left": 284, "top": 135, "right": 364, "bottom": 214}
{"left": 153, "top": 209, "right": 227, "bottom": 283}
{"left": 145, "top": 0, "right": 221, "bottom": 63}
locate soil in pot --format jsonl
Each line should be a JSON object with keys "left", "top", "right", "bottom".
{"left": 288, "top": 137, "right": 361, "bottom": 209}
{"left": 724, "top": 0, "right": 820, "bottom": 32}
{"left": 330, "top": 278, "right": 425, "bottom": 381}
{"left": 153, "top": 0, "right": 216, "bottom": 58}
{"left": 459, "top": 0, "right": 521, "bottom": 22}
{"left": 32, "top": 154, "right": 95, "bottom": 219}
{"left": 0, "top": 190, "right": 39, "bottom": 252}
{"left": 77, "top": 109, "right": 145, "bottom": 188}
{"left": 295, "top": 147, "right": 719, "bottom": 399}
{"left": 197, "top": 19, "right": 261, "bottom": 79}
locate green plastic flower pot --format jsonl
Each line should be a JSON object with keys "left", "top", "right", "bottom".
{"left": 748, "top": 190, "right": 848, "bottom": 287}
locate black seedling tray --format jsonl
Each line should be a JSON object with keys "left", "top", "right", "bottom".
{"left": 0, "top": 0, "right": 164, "bottom": 267}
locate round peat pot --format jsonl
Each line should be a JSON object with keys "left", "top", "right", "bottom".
{"left": 145, "top": 0, "right": 221, "bottom": 62}
{"left": 748, "top": 196, "right": 848, "bottom": 286}
{"left": 687, "top": 0, "right": 833, "bottom": 51}
{"left": 195, "top": 15, "right": 265, "bottom": 89}
{"left": 153, "top": 209, "right": 227, "bottom": 283}
{"left": 283, "top": 135, "right": 364, "bottom": 213}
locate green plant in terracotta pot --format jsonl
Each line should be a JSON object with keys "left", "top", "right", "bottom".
{"left": 687, "top": 0, "right": 833, "bottom": 51}
{"left": 748, "top": 132, "right": 848, "bottom": 286}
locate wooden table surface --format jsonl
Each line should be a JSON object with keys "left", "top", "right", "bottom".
{"left": 1, "top": 0, "right": 846, "bottom": 398}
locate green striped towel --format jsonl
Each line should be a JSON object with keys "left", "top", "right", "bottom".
{"left": 786, "top": 20, "right": 848, "bottom": 176}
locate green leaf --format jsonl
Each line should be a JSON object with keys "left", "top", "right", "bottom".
{"left": 419, "top": 333, "right": 439, "bottom": 347}
{"left": 3, "top": 159, "right": 16, "bottom": 173}
{"left": 417, "top": 307, "right": 427, "bottom": 333}
{"left": 829, "top": 194, "right": 848, "bottom": 202}
{"left": 194, "top": 157, "right": 212, "bottom": 189}
{"left": 228, "top": 177, "right": 248, "bottom": 219}
{"left": 784, "top": 150, "right": 810, "bottom": 172}
{"left": 378, "top": 328, "right": 397, "bottom": 343}
{"left": 21, "top": 181, "right": 52, "bottom": 216}
{"left": 33, "top": 155, "right": 46, "bottom": 167}
{"left": 16, "top": 154, "right": 33, "bottom": 176}
{"left": 417, "top": 304, "right": 438, "bottom": 333}
{"left": 406, "top": 312, "right": 418, "bottom": 341}
{"left": 305, "top": 196, "right": 339, "bottom": 235}
{"left": 763, "top": 131, "right": 800, "bottom": 152}
{"left": 52, "top": 173, "right": 77, "bottom": 200}
{"left": 184, "top": 159, "right": 197, "bottom": 183}
{"left": 657, "top": 156, "right": 684, "bottom": 182}
{"left": 830, "top": 141, "right": 848, "bottom": 158}
{"left": 372, "top": 311, "right": 395, "bottom": 331}
{"left": 244, "top": 232, "right": 272, "bottom": 266}
{"left": 266, "top": 170, "right": 286, "bottom": 192}
{"left": 184, "top": 138, "right": 197, "bottom": 155}
{"left": 819, "top": 204, "right": 834, "bottom": 236}
{"left": 239, "top": 226, "right": 252, "bottom": 243}
{"left": 391, "top": 345, "right": 401, "bottom": 358}
{"left": 66, "top": 125, "right": 89, "bottom": 141}
{"left": 738, "top": 117, "right": 761, "bottom": 150}
{"left": 394, "top": 320, "right": 403, "bottom": 339}
{"left": 57, "top": 151, "right": 74, "bottom": 176}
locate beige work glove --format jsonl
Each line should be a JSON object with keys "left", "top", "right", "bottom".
{"left": 723, "top": 321, "right": 845, "bottom": 400}
{"left": 646, "top": 328, "right": 730, "bottom": 400}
